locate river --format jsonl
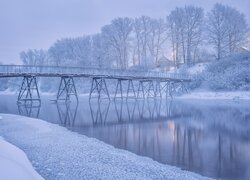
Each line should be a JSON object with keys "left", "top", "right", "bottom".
{"left": 0, "top": 94, "right": 250, "bottom": 180}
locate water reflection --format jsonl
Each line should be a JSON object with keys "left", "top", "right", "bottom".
{"left": 56, "top": 101, "right": 78, "bottom": 126}
{"left": 88, "top": 99, "right": 178, "bottom": 126}
{"left": 177, "top": 127, "right": 241, "bottom": 179}
{"left": 77, "top": 100, "right": 250, "bottom": 180}
{"left": 89, "top": 99, "right": 110, "bottom": 126}
{"left": 1, "top": 94, "right": 250, "bottom": 179}
{"left": 18, "top": 101, "right": 41, "bottom": 118}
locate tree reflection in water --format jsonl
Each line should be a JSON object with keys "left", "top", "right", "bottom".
{"left": 82, "top": 99, "right": 250, "bottom": 180}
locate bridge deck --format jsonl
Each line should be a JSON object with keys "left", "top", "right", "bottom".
{"left": 0, "top": 65, "right": 191, "bottom": 102}
{"left": 0, "top": 73, "right": 191, "bottom": 82}
{"left": 0, "top": 65, "right": 191, "bottom": 82}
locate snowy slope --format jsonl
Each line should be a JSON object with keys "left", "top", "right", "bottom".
{"left": 0, "top": 114, "right": 212, "bottom": 180}
{"left": 0, "top": 137, "right": 43, "bottom": 180}
{"left": 187, "top": 63, "right": 208, "bottom": 75}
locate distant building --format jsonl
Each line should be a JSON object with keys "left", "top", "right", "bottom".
{"left": 156, "top": 56, "right": 175, "bottom": 71}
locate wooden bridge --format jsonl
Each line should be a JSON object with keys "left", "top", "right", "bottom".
{"left": 0, "top": 65, "right": 191, "bottom": 102}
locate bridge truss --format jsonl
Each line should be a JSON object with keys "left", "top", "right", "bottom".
{"left": 0, "top": 65, "right": 191, "bottom": 102}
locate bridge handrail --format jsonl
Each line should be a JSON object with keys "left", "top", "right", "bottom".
{"left": 0, "top": 65, "right": 191, "bottom": 80}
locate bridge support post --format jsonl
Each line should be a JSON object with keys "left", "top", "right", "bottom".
{"left": 18, "top": 76, "right": 41, "bottom": 102}
{"left": 154, "top": 81, "right": 162, "bottom": 98}
{"left": 114, "top": 79, "right": 124, "bottom": 99}
{"left": 158, "top": 80, "right": 171, "bottom": 99}
{"left": 180, "top": 80, "right": 188, "bottom": 93}
{"left": 137, "top": 80, "right": 146, "bottom": 99}
{"left": 137, "top": 80, "right": 155, "bottom": 99}
{"left": 56, "top": 76, "right": 78, "bottom": 101}
{"left": 169, "top": 80, "right": 188, "bottom": 96}
{"left": 114, "top": 79, "right": 136, "bottom": 99}
{"left": 167, "top": 81, "right": 173, "bottom": 98}
{"left": 146, "top": 80, "right": 155, "bottom": 98}
{"left": 89, "top": 77, "right": 110, "bottom": 100}
{"left": 126, "top": 79, "right": 136, "bottom": 99}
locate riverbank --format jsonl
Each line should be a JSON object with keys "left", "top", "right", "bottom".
{"left": 0, "top": 135, "right": 43, "bottom": 180}
{"left": 0, "top": 113, "right": 212, "bottom": 180}
{"left": 178, "top": 90, "right": 250, "bottom": 100}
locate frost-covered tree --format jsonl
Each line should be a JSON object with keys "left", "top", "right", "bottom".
{"left": 101, "top": 17, "right": 133, "bottom": 70}
{"left": 167, "top": 8, "right": 183, "bottom": 67}
{"left": 184, "top": 6, "right": 204, "bottom": 65}
{"left": 48, "top": 38, "right": 75, "bottom": 66}
{"left": 91, "top": 34, "right": 103, "bottom": 68}
{"left": 207, "top": 3, "right": 248, "bottom": 59}
{"left": 91, "top": 33, "right": 113, "bottom": 68}
{"left": 147, "top": 18, "right": 168, "bottom": 66}
{"left": 133, "top": 16, "right": 151, "bottom": 68}
{"left": 168, "top": 6, "right": 204, "bottom": 66}
{"left": 20, "top": 49, "right": 47, "bottom": 66}
{"left": 48, "top": 36, "right": 92, "bottom": 67}
{"left": 132, "top": 16, "right": 168, "bottom": 68}
{"left": 226, "top": 7, "right": 248, "bottom": 54}
{"left": 74, "top": 37, "right": 92, "bottom": 67}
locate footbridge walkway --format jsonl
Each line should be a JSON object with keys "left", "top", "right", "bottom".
{"left": 0, "top": 65, "right": 191, "bottom": 102}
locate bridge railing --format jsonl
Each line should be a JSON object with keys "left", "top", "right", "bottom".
{"left": 0, "top": 65, "right": 191, "bottom": 80}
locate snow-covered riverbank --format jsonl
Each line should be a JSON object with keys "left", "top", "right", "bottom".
{"left": 0, "top": 136, "right": 43, "bottom": 180}
{"left": 178, "top": 91, "right": 250, "bottom": 100}
{"left": 0, "top": 114, "right": 212, "bottom": 180}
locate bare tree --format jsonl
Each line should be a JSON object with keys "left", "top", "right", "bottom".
{"left": 73, "top": 37, "right": 92, "bottom": 67}
{"left": 101, "top": 17, "right": 133, "bottom": 70}
{"left": 48, "top": 37, "right": 92, "bottom": 67}
{"left": 184, "top": 6, "right": 204, "bottom": 65}
{"left": 147, "top": 18, "right": 168, "bottom": 66}
{"left": 133, "top": 16, "right": 151, "bottom": 68}
{"left": 91, "top": 33, "right": 114, "bottom": 68}
{"left": 168, "top": 6, "right": 204, "bottom": 66}
{"left": 226, "top": 6, "right": 248, "bottom": 54}
{"left": 207, "top": 3, "right": 248, "bottom": 59}
{"left": 207, "top": 4, "right": 230, "bottom": 60}
{"left": 20, "top": 49, "right": 47, "bottom": 66}
{"left": 167, "top": 8, "right": 183, "bottom": 68}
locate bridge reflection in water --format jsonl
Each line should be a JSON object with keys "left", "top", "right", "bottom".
{"left": 56, "top": 101, "right": 78, "bottom": 126}
{"left": 18, "top": 100, "right": 41, "bottom": 118}
{"left": 15, "top": 98, "right": 250, "bottom": 180}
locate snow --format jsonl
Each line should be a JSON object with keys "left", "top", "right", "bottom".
{"left": 0, "top": 89, "right": 17, "bottom": 95}
{"left": 178, "top": 90, "right": 250, "bottom": 100}
{"left": 0, "top": 113, "right": 212, "bottom": 180}
{"left": 0, "top": 136, "right": 43, "bottom": 180}
{"left": 187, "top": 63, "right": 208, "bottom": 75}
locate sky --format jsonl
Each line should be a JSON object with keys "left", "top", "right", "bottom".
{"left": 0, "top": 0, "right": 250, "bottom": 65}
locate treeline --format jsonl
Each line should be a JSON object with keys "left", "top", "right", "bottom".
{"left": 20, "top": 3, "right": 249, "bottom": 70}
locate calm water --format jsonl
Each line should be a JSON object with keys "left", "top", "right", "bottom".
{"left": 0, "top": 94, "right": 250, "bottom": 180}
